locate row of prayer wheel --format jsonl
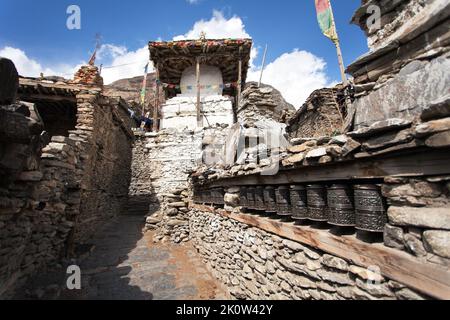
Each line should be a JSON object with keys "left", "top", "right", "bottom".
{"left": 194, "top": 188, "right": 225, "bottom": 206}
{"left": 194, "top": 184, "right": 387, "bottom": 233}
{"left": 239, "top": 184, "right": 387, "bottom": 233}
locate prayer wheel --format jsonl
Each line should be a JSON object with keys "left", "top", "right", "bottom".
{"left": 254, "top": 186, "right": 265, "bottom": 210}
{"left": 246, "top": 187, "right": 256, "bottom": 210}
{"left": 264, "top": 186, "right": 277, "bottom": 213}
{"left": 275, "top": 186, "right": 291, "bottom": 216}
{"left": 239, "top": 186, "right": 248, "bottom": 208}
{"left": 354, "top": 185, "right": 387, "bottom": 233}
{"left": 307, "top": 185, "right": 329, "bottom": 221}
{"left": 290, "top": 185, "right": 308, "bottom": 220}
{"left": 215, "top": 188, "right": 224, "bottom": 205}
{"left": 327, "top": 184, "right": 355, "bottom": 227}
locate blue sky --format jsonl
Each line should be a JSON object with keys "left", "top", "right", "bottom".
{"left": 0, "top": 0, "right": 368, "bottom": 106}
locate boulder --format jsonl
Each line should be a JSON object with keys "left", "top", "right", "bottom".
{"left": 420, "top": 95, "right": 450, "bottom": 121}
{"left": 423, "top": 231, "right": 450, "bottom": 259}
{"left": 388, "top": 206, "right": 450, "bottom": 230}
{"left": 0, "top": 57, "right": 19, "bottom": 104}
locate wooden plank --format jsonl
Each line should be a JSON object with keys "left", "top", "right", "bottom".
{"left": 209, "top": 148, "right": 450, "bottom": 187}
{"left": 192, "top": 204, "right": 450, "bottom": 300}
{"left": 18, "top": 93, "right": 77, "bottom": 103}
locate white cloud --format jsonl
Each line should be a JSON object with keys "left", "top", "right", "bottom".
{"left": 248, "top": 49, "right": 334, "bottom": 108}
{"left": 173, "top": 10, "right": 251, "bottom": 40}
{"left": 97, "top": 44, "right": 153, "bottom": 84}
{"left": 186, "top": 0, "right": 200, "bottom": 4}
{"left": 0, "top": 46, "right": 83, "bottom": 78}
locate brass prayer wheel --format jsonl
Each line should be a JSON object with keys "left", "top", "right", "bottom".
{"left": 307, "top": 185, "right": 329, "bottom": 222}
{"left": 264, "top": 186, "right": 277, "bottom": 213}
{"left": 290, "top": 185, "right": 308, "bottom": 220}
{"left": 246, "top": 187, "right": 256, "bottom": 210}
{"left": 239, "top": 186, "right": 248, "bottom": 208}
{"left": 327, "top": 184, "right": 355, "bottom": 227}
{"left": 254, "top": 186, "right": 265, "bottom": 210}
{"left": 354, "top": 185, "right": 387, "bottom": 233}
{"left": 275, "top": 186, "right": 291, "bottom": 216}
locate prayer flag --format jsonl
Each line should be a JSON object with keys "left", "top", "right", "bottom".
{"left": 315, "top": 0, "right": 338, "bottom": 43}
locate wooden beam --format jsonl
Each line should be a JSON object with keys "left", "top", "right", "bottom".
{"left": 196, "top": 56, "right": 203, "bottom": 128}
{"left": 208, "top": 148, "right": 450, "bottom": 188}
{"left": 153, "top": 63, "right": 160, "bottom": 132}
{"left": 192, "top": 204, "right": 450, "bottom": 300}
{"left": 18, "top": 93, "right": 76, "bottom": 104}
{"left": 236, "top": 47, "right": 243, "bottom": 124}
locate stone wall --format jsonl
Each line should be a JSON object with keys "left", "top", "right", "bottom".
{"left": 0, "top": 63, "right": 134, "bottom": 297}
{"left": 189, "top": 209, "right": 429, "bottom": 300}
{"left": 286, "top": 87, "right": 345, "bottom": 139}
{"left": 347, "top": 0, "right": 449, "bottom": 130}
{"left": 238, "top": 82, "right": 295, "bottom": 129}
{"left": 72, "top": 93, "right": 133, "bottom": 242}
{"left": 383, "top": 177, "right": 450, "bottom": 264}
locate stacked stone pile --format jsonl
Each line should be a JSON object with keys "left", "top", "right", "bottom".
{"left": 145, "top": 187, "right": 191, "bottom": 244}
{"left": 287, "top": 87, "right": 346, "bottom": 139}
{"left": 238, "top": 82, "right": 295, "bottom": 128}
{"left": 352, "top": 0, "right": 436, "bottom": 50}
{"left": 71, "top": 65, "right": 104, "bottom": 87}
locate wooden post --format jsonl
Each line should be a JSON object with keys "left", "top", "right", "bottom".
{"left": 196, "top": 56, "right": 203, "bottom": 128}
{"left": 236, "top": 47, "right": 243, "bottom": 122}
{"left": 153, "top": 63, "right": 160, "bottom": 132}
{"left": 334, "top": 40, "right": 348, "bottom": 87}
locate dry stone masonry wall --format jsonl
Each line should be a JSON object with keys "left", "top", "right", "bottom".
{"left": 0, "top": 59, "right": 134, "bottom": 297}
{"left": 189, "top": 209, "right": 429, "bottom": 300}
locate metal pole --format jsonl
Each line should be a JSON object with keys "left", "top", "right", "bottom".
{"left": 153, "top": 64, "right": 160, "bottom": 132}
{"left": 258, "top": 44, "right": 268, "bottom": 88}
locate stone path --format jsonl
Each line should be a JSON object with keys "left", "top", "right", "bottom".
{"left": 15, "top": 215, "right": 228, "bottom": 300}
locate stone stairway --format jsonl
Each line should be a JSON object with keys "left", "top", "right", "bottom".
{"left": 124, "top": 195, "right": 152, "bottom": 216}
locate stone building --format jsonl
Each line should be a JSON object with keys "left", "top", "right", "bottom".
{"left": 0, "top": 59, "right": 134, "bottom": 297}
{"left": 187, "top": 1, "right": 450, "bottom": 300}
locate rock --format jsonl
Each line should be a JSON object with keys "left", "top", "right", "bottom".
{"left": 146, "top": 217, "right": 161, "bottom": 225}
{"left": 0, "top": 57, "right": 19, "bottom": 104}
{"left": 395, "top": 288, "right": 427, "bottom": 300}
{"left": 167, "top": 202, "right": 186, "bottom": 208}
{"left": 349, "top": 265, "right": 384, "bottom": 283}
{"left": 317, "top": 269, "right": 354, "bottom": 286}
{"left": 18, "top": 171, "right": 44, "bottom": 182}
{"left": 306, "top": 147, "right": 327, "bottom": 159}
{"left": 287, "top": 143, "right": 311, "bottom": 154}
{"left": 166, "top": 208, "right": 179, "bottom": 217}
{"left": 423, "top": 231, "right": 450, "bottom": 259}
{"left": 384, "top": 224, "right": 405, "bottom": 250}
{"left": 326, "top": 145, "right": 343, "bottom": 157}
{"left": 420, "top": 95, "right": 450, "bottom": 121}
{"left": 425, "top": 131, "right": 450, "bottom": 148}
{"left": 282, "top": 153, "right": 304, "bottom": 166}
{"left": 330, "top": 135, "right": 348, "bottom": 146}
{"left": 342, "top": 138, "right": 361, "bottom": 157}
{"left": 352, "top": 58, "right": 450, "bottom": 129}
{"left": 319, "top": 156, "right": 333, "bottom": 164}
{"left": 414, "top": 117, "right": 450, "bottom": 137}
{"left": 224, "top": 193, "right": 240, "bottom": 207}
{"left": 362, "top": 128, "right": 413, "bottom": 151}
{"left": 167, "top": 219, "right": 187, "bottom": 227}
{"left": 404, "top": 234, "right": 427, "bottom": 257}
{"left": 349, "top": 119, "right": 412, "bottom": 138}
{"left": 282, "top": 239, "right": 304, "bottom": 252}
{"left": 388, "top": 207, "right": 450, "bottom": 230}
{"left": 321, "top": 255, "right": 348, "bottom": 271}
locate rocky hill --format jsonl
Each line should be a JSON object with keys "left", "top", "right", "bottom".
{"left": 104, "top": 73, "right": 159, "bottom": 112}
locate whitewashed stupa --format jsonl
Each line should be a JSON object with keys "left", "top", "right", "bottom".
{"left": 149, "top": 38, "right": 253, "bottom": 130}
